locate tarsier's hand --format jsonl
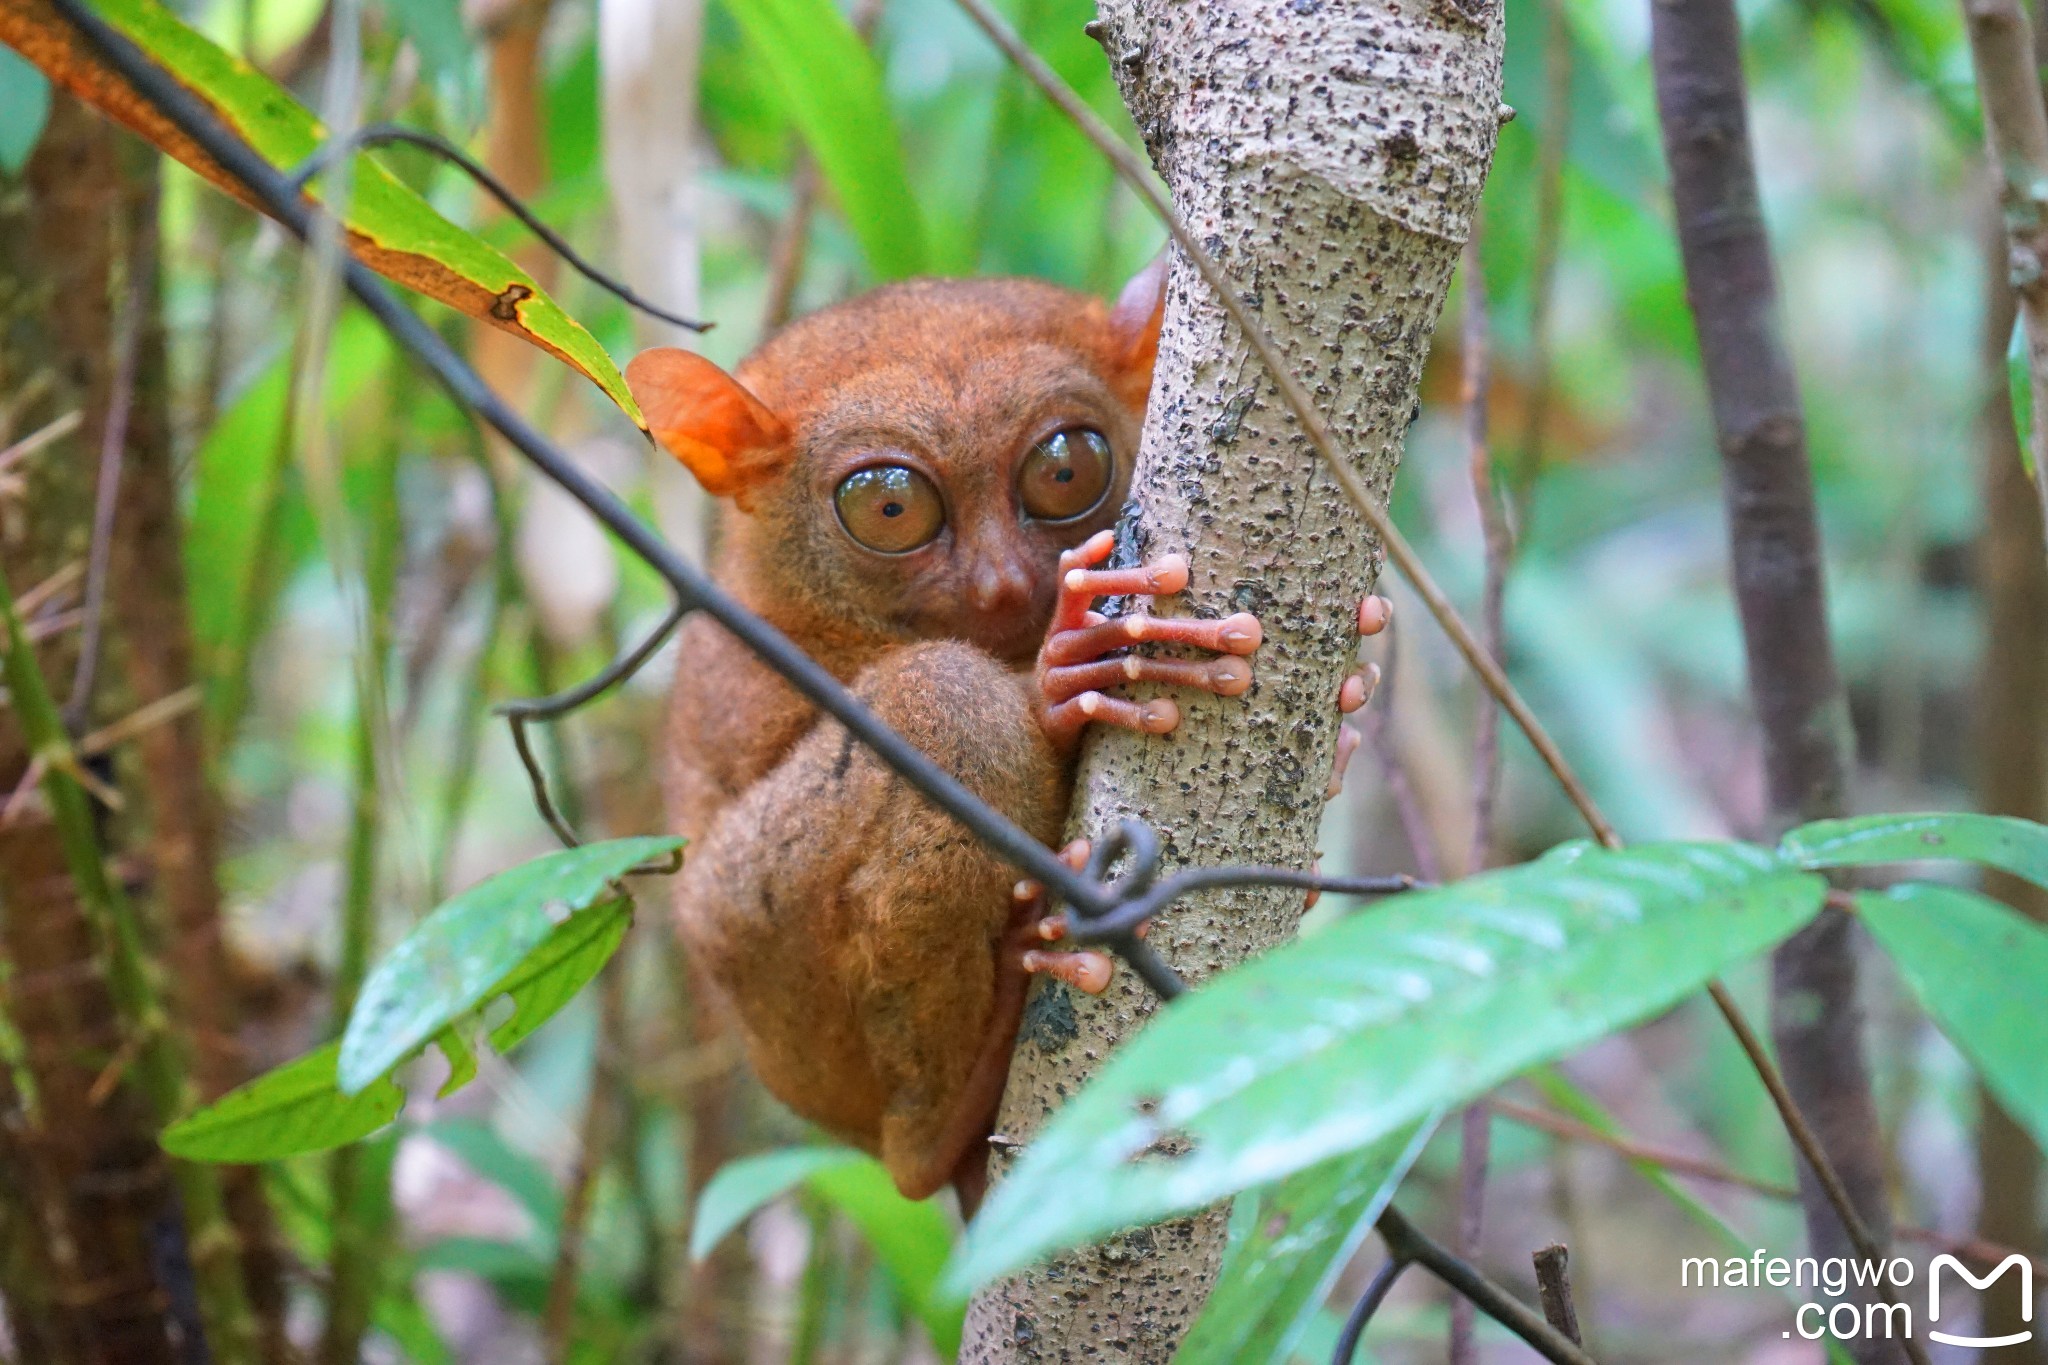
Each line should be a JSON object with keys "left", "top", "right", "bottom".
{"left": 1032, "top": 530, "right": 1262, "bottom": 751}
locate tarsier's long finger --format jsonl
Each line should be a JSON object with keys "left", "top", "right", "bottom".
{"left": 1041, "top": 654, "right": 1252, "bottom": 705}
{"left": 1062, "top": 553, "right": 1189, "bottom": 605}
{"left": 1050, "top": 532, "right": 1117, "bottom": 632}
{"left": 1327, "top": 725, "right": 1362, "bottom": 799}
{"left": 1040, "top": 692, "right": 1178, "bottom": 748}
{"left": 1338, "top": 661, "right": 1382, "bottom": 715}
{"left": 1041, "top": 611, "right": 1261, "bottom": 667}
{"left": 1021, "top": 948, "right": 1114, "bottom": 995}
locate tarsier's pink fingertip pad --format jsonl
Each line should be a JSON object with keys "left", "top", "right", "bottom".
{"left": 1140, "top": 699, "right": 1179, "bottom": 732}
{"left": 1219, "top": 613, "right": 1262, "bottom": 653}
{"left": 1147, "top": 555, "right": 1190, "bottom": 594}
{"left": 1339, "top": 673, "right": 1368, "bottom": 713}
{"left": 1209, "top": 657, "right": 1253, "bottom": 696}
{"left": 1359, "top": 594, "right": 1392, "bottom": 636}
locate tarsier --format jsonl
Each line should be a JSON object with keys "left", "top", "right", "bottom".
{"left": 628, "top": 263, "right": 1384, "bottom": 1209}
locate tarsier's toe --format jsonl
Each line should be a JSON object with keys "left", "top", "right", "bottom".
{"left": 1022, "top": 948, "right": 1115, "bottom": 996}
{"left": 1338, "top": 661, "right": 1381, "bottom": 715}
{"left": 1359, "top": 593, "right": 1392, "bottom": 637}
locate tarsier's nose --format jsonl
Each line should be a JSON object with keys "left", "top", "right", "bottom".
{"left": 968, "top": 557, "right": 1033, "bottom": 615}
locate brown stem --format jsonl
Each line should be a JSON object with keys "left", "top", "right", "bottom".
{"left": 545, "top": 955, "right": 629, "bottom": 1360}
{"left": 1648, "top": 8, "right": 1904, "bottom": 1363}
{"left": 1512, "top": 0, "right": 1571, "bottom": 512}
{"left": 1963, "top": 0, "right": 2048, "bottom": 562}
{"left": 1532, "top": 1244, "right": 1583, "bottom": 1346}
{"left": 1463, "top": 234, "right": 1510, "bottom": 876}
{"left": 1972, "top": 182, "right": 2048, "bottom": 1361}
{"left": 1448, "top": 1104, "right": 1492, "bottom": 1365}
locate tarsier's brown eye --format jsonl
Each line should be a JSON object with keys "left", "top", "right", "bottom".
{"left": 1018, "top": 427, "right": 1114, "bottom": 522}
{"left": 835, "top": 464, "right": 945, "bottom": 553}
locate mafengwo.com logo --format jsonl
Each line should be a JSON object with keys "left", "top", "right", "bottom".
{"left": 1680, "top": 1249, "right": 2035, "bottom": 1348}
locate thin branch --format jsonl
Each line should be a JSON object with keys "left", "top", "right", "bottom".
{"left": 1532, "top": 1244, "right": 1583, "bottom": 1345}
{"left": 1511, "top": 0, "right": 1571, "bottom": 511}
{"left": 1331, "top": 1252, "right": 1411, "bottom": 1365}
{"left": 1962, "top": 0, "right": 2048, "bottom": 566}
{"left": 1462, "top": 235, "right": 1510, "bottom": 876}
{"left": 66, "top": 252, "right": 148, "bottom": 726}
{"left": 544, "top": 953, "right": 629, "bottom": 1361}
{"left": 287, "top": 124, "right": 711, "bottom": 334}
{"left": 0, "top": 409, "right": 81, "bottom": 476}
{"left": 1449, "top": 1102, "right": 1492, "bottom": 1365}
{"left": 15, "top": 561, "right": 83, "bottom": 621}
{"left": 1377, "top": 1205, "right": 1599, "bottom": 1365}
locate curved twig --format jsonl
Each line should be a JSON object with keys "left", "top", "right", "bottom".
{"left": 286, "top": 123, "right": 712, "bottom": 335}
{"left": 1331, "top": 1250, "right": 1411, "bottom": 1365}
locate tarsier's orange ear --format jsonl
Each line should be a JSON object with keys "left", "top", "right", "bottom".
{"left": 626, "top": 348, "right": 793, "bottom": 498}
{"left": 1105, "top": 252, "right": 1169, "bottom": 409}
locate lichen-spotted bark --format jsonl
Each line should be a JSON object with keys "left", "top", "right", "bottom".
{"left": 961, "top": 1, "right": 1504, "bottom": 1357}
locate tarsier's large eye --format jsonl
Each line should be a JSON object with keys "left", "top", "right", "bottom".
{"left": 1018, "top": 427, "right": 1114, "bottom": 522}
{"left": 835, "top": 464, "right": 945, "bottom": 553}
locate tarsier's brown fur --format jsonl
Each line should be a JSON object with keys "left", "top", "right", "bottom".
{"left": 632, "top": 269, "right": 1381, "bottom": 1208}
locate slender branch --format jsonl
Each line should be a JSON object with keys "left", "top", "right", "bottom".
{"left": 1532, "top": 1244, "right": 1583, "bottom": 1345}
{"left": 0, "top": 409, "right": 81, "bottom": 476}
{"left": 1462, "top": 235, "right": 1510, "bottom": 876}
{"left": 544, "top": 952, "right": 629, "bottom": 1360}
{"left": 64, "top": 250, "right": 146, "bottom": 726}
{"left": 286, "top": 123, "right": 710, "bottom": 335}
{"left": 1449, "top": 1102, "right": 1492, "bottom": 1365}
{"left": 1961, "top": 0, "right": 2048, "bottom": 567}
{"left": 1331, "top": 1252, "right": 1411, "bottom": 1365}
{"left": 1377, "top": 1205, "right": 1599, "bottom": 1365}
{"left": 1512, "top": 0, "right": 1571, "bottom": 511}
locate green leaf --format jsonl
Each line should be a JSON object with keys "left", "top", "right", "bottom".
{"left": 692, "top": 1147, "right": 962, "bottom": 1353}
{"left": 339, "top": 838, "right": 676, "bottom": 1093}
{"left": 0, "top": 0, "right": 644, "bottom": 423}
{"left": 0, "top": 44, "right": 50, "bottom": 174}
{"left": 1859, "top": 883, "right": 2048, "bottom": 1152}
{"left": 949, "top": 841, "right": 1826, "bottom": 1292}
{"left": 486, "top": 899, "right": 633, "bottom": 1057}
{"left": 690, "top": 1147, "right": 854, "bottom": 1263}
{"left": 717, "top": 0, "right": 926, "bottom": 279}
{"left": 161, "top": 1041, "right": 405, "bottom": 1162}
{"left": 1179, "top": 1117, "right": 1439, "bottom": 1365}
{"left": 432, "top": 1026, "right": 476, "bottom": 1100}
{"left": 1780, "top": 812, "right": 2048, "bottom": 894}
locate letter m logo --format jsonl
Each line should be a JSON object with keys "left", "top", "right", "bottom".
{"left": 1928, "top": 1254, "right": 2034, "bottom": 1349}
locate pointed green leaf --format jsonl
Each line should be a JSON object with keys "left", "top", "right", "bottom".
{"left": 162, "top": 1041, "right": 405, "bottom": 1162}
{"left": 1781, "top": 812, "right": 2048, "bottom": 894}
{"left": 1858, "top": 883, "right": 2048, "bottom": 1152}
{"left": 0, "top": 0, "right": 644, "bottom": 422}
{"left": 1179, "top": 1116, "right": 1439, "bottom": 1365}
{"left": 717, "top": 0, "right": 926, "bottom": 279}
{"left": 691, "top": 1147, "right": 856, "bottom": 1263}
{"left": 486, "top": 898, "right": 633, "bottom": 1057}
{"left": 433, "top": 1026, "right": 477, "bottom": 1100}
{"left": 950, "top": 842, "right": 1825, "bottom": 1291}
{"left": 339, "top": 838, "right": 678, "bottom": 1093}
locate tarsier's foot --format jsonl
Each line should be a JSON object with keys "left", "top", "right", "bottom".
{"left": 1007, "top": 840, "right": 1117, "bottom": 995}
{"left": 1309, "top": 592, "right": 1393, "bottom": 908}
{"left": 1034, "top": 531, "right": 1262, "bottom": 750}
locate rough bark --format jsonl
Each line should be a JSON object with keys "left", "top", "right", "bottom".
{"left": 1647, "top": 5, "right": 1897, "bottom": 1362}
{"left": 1973, "top": 200, "right": 2048, "bottom": 1365}
{"left": 962, "top": 3, "right": 1505, "bottom": 1357}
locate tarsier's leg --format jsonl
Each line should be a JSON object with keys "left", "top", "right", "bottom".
{"left": 1023, "top": 546, "right": 1395, "bottom": 982}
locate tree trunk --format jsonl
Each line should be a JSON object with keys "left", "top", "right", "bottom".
{"left": 1972, "top": 198, "right": 2048, "bottom": 1365}
{"left": 962, "top": 2, "right": 1505, "bottom": 1356}
{"left": 0, "top": 94, "right": 187, "bottom": 1365}
{"left": 1647, "top": 5, "right": 1898, "bottom": 1363}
